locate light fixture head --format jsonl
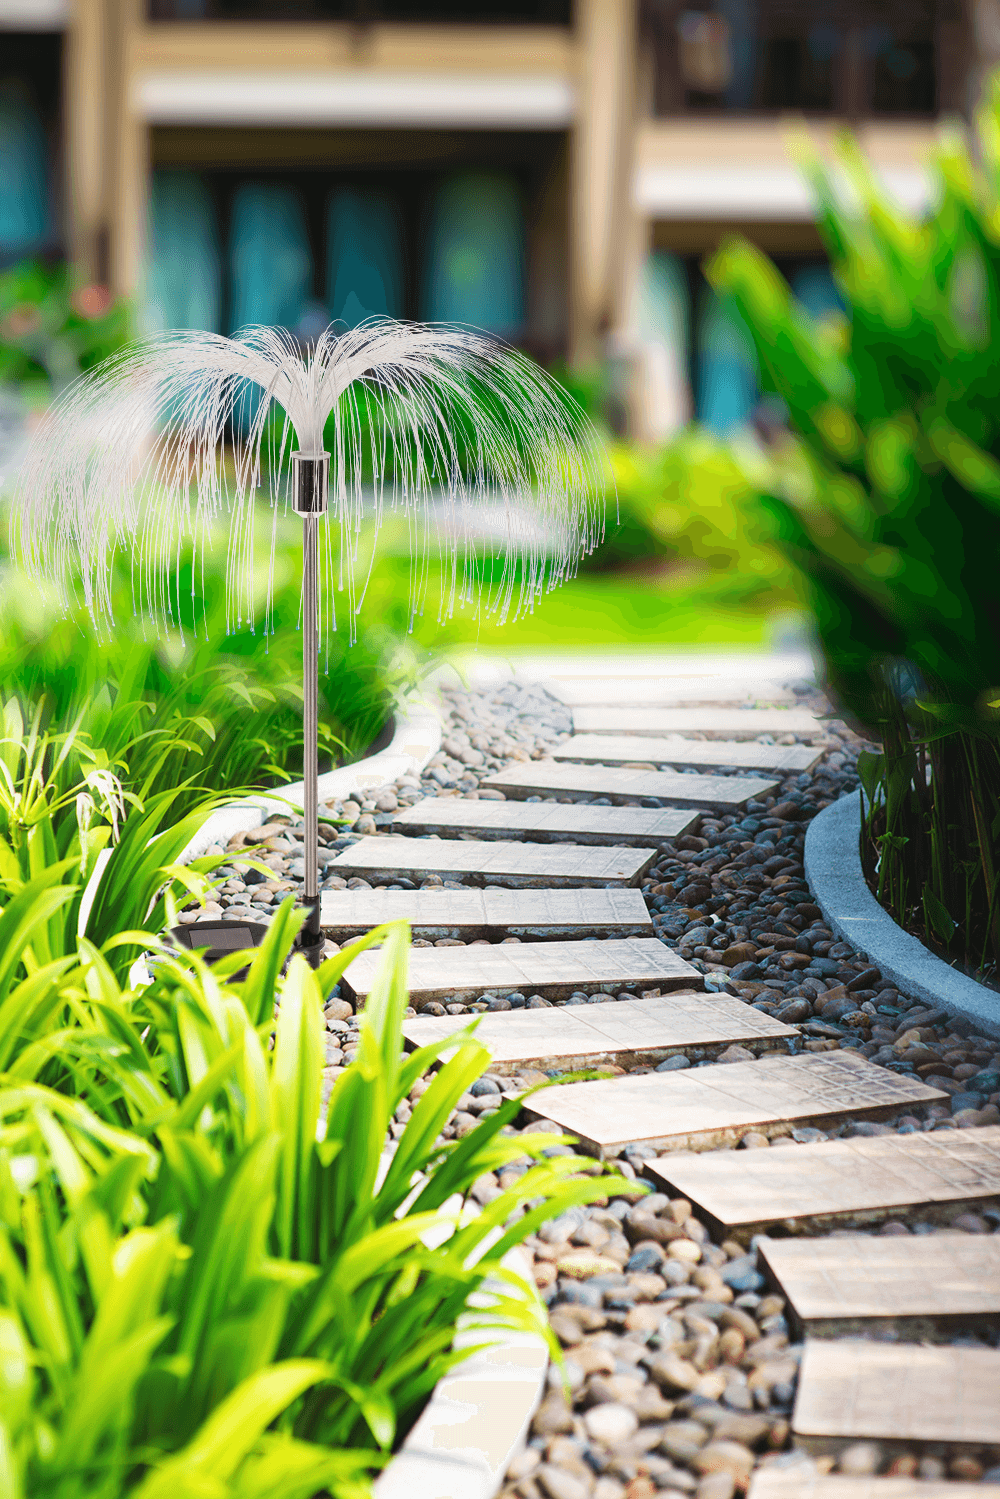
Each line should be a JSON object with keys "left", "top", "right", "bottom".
{"left": 291, "top": 451, "right": 330, "bottom": 516}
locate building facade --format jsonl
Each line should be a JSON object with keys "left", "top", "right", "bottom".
{"left": 0, "top": 0, "right": 988, "bottom": 435}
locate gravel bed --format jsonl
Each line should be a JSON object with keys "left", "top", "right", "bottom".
{"left": 178, "top": 676, "right": 1000, "bottom": 1491}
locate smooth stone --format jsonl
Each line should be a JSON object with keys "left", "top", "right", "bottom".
{"left": 583, "top": 1403, "right": 640, "bottom": 1445}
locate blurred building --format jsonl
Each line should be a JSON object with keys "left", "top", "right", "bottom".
{"left": 0, "top": 0, "right": 986, "bottom": 436}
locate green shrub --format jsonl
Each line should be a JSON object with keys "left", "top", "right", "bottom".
{"left": 707, "top": 100, "right": 1000, "bottom": 980}
{"left": 0, "top": 509, "right": 430, "bottom": 816}
{"left": 0, "top": 898, "right": 617, "bottom": 1498}
{"left": 589, "top": 433, "right": 796, "bottom": 601}
{"left": 0, "top": 260, "right": 130, "bottom": 399}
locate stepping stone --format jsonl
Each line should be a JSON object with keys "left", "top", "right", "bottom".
{"left": 341, "top": 936, "right": 701, "bottom": 1009}
{"left": 573, "top": 707, "right": 825, "bottom": 738}
{"left": 326, "top": 835, "right": 655, "bottom": 888}
{"left": 792, "top": 1338, "right": 1000, "bottom": 1453}
{"left": 320, "top": 887, "right": 653, "bottom": 940}
{"left": 759, "top": 1231, "right": 1000, "bottom": 1338}
{"left": 403, "top": 992, "right": 799, "bottom": 1072}
{"left": 647, "top": 1126, "right": 1000, "bottom": 1244}
{"left": 481, "top": 761, "right": 779, "bottom": 812}
{"left": 553, "top": 734, "right": 822, "bottom": 775}
{"left": 750, "top": 1476, "right": 1000, "bottom": 1499}
{"left": 546, "top": 678, "right": 800, "bottom": 707}
{"left": 393, "top": 796, "right": 699, "bottom": 846}
{"left": 524, "top": 1051, "right": 949, "bottom": 1158}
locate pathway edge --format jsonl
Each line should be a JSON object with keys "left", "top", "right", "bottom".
{"left": 804, "top": 793, "right": 1000, "bottom": 1039}
{"left": 373, "top": 1246, "right": 547, "bottom": 1499}
{"left": 175, "top": 695, "right": 444, "bottom": 864}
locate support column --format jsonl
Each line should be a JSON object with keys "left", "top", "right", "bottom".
{"left": 963, "top": 0, "right": 1000, "bottom": 124}
{"left": 569, "top": 0, "right": 638, "bottom": 368}
{"left": 64, "top": 0, "right": 107, "bottom": 283}
{"left": 107, "top": 0, "right": 148, "bottom": 300}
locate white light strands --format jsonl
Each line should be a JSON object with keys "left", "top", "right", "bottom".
{"left": 11, "top": 318, "right": 606, "bottom": 962}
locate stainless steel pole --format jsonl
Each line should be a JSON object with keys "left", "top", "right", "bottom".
{"left": 292, "top": 450, "right": 330, "bottom": 968}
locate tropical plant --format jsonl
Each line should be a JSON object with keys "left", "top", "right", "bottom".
{"left": 707, "top": 97, "right": 1000, "bottom": 984}
{"left": 0, "top": 259, "right": 129, "bottom": 399}
{"left": 0, "top": 697, "right": 228, "bottom": 988}
{"left": 0, "top": 900, "right": 617, "bottom": 1498}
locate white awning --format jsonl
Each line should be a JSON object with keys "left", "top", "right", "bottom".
{"left": 135, "top": 69, "right": 576, "bottom": 130}
{"left": 0, "top": 0, "right": 68, "bottom": 28}
{"left": 633, "top": 162, "right": 934, "bottom": 220}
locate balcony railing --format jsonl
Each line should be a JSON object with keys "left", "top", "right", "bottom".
{"left": 643, "top": 0, "right": 965, "bottom": 118}
{"left": 148, "top": 1, "right": 572, "bottom": 22}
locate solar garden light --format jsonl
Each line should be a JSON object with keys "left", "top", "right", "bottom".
{"left": 11, "top": 321, "right": 605, "bottom": 969}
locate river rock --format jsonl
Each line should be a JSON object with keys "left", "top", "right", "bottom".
{"left": 584, "top": 1403, "right": 641, "bottom": 1445}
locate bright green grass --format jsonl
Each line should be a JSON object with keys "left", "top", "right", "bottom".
{"left": 353, "top": 551, "right": 799, "bottom": 655}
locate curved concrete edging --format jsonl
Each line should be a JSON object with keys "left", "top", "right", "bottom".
{"left": 176, "top": 696, "right": 443, "bottom": 864}
{"left": 803, "top": 793, "right": 1000, "bottom": 1040}
{"left": 374, "top": 1246, "right": 547, "bottom": 1499}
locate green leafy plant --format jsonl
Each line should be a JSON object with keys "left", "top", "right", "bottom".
{"left": 0, "top": 891, "right": 618, "bottom": 1497}
{"left": 0, "top": 697, "right": 228, "bottom": 988}
{"left": 707, "top": 96, "right": 1000, "bottom": 984}
{"left": 0, "top": 508, "right": 429, "bottom": 817}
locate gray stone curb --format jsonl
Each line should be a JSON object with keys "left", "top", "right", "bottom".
{"left": 804, "top": 793, "right": 1000, "bottom": 1039}
{"left": 175, "top": 695, "right": 443, "bottom": 864}
{"left": 374, "top": 1247, "right": 547, "bottom": 1499}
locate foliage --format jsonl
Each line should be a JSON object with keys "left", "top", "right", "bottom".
{"left": 0, "top": 261, "right": 130, "bottom": 399}
{"left": 707, "top": 96, "right": 1000, "bottom": 982}
{"left": 0, "top": 506, "right": 428, "bottom": 815}
{"left": 0, "top": 881, "right": 618, "bottom": 1498}
{"left": 585, "top": 432, "right": 797, "bottom": 605}
{"left": 0, "top": 698, "right": 232, "bottom": 992}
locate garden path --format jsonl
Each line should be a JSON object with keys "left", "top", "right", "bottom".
{"left": 200, "top": 647, "right": 1000, "bottom": 1492}
{"left": 321, "top": 649, "right": 1000, "bottom": 1490}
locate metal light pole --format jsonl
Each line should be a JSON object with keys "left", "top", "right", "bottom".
{"left": 292, "top": 449, "right": 330, "bottom": 968}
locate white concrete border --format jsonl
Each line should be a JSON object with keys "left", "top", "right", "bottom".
{"left": 804, "top": 793, "right": 1000, "bottom": 1039}
{"left": 176, "top": 696, "right": 442, "bottom": 864}
{"left": 374, "top": 1248, "right": 547, "bottom": 1499}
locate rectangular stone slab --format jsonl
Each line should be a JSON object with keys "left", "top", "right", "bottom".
{"left": 553, "top": 734, "right": 822, "bottom": 774}
{"left": 320, "top": 887, "right": 653, "bottom": 940}
{"left": 403, "top": 992, "right": 799, "bottom": 1071}
{"left": 758, "top": 1232, "right": 1000, "bottom": 1338}
{"left": 647, "top": 1127, "right": 1000, "bottom": 1243}
{"left": 392, "top": 797, "right": 700, "bottom": 846}
{"left": 326, "top": 835, "right": 656, "bottom": 888}
{"left": 481, "top": 762, "right": 779, "bottom": 811}
{"left": 749, "top": 1472, "right": 1000, "bottom": 1499}
{"left": 524, "top": 1051, "right": 948, "bottom": 1158}
{"left": 792, "top": 1338, "right": 1000, "bottom": 1452}
{"left": 573, "top": 707, "right": 825, "bottom": 738}
{"left": 341, "top": 936, "right": 701, "bottom": 1007}
{"left": 547, "top": 678, "right": 800, "bottom": 707}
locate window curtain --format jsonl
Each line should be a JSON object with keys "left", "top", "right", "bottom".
{"left": 696, "top": 286, "right": 758, "bottom": 434}
{"left": 229, "top": 182, "right": 312, "bottom": 334}
{"left": 327, "top": 187, "right": 403, "bottom": 328}
{"left": 422, "top": 171, "right": 523, "bottom": 334}
{"left": 0, "top": 79, "right": 48, "bottom": 256}
{"left": 147, "top": 170, "right": 221, "bottom": 333}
